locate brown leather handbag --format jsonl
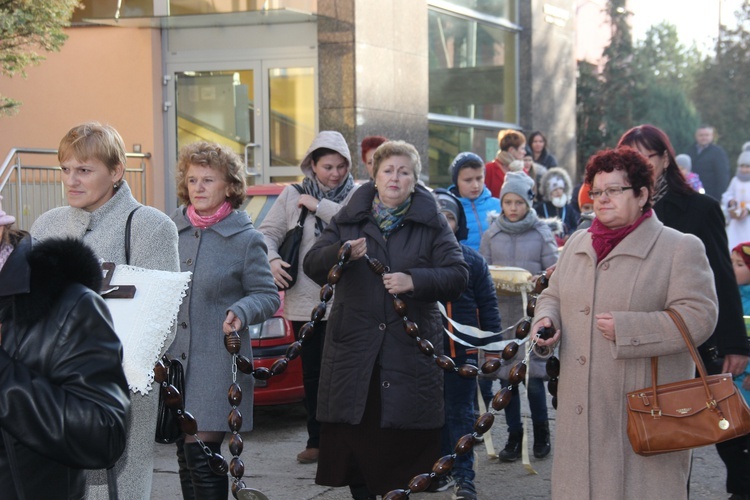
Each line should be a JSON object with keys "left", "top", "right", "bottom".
{"left": 625, "top": 309, "right": 750, "bottom": 456}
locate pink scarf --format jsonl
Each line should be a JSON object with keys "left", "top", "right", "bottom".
{"left": 187, "top": 201, "right": 233, "bottom": 229}
{"left": 588, "top": 209, "right": 652, "bottom": 261}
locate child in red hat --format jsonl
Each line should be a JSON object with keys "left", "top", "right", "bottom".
{"left": 730, "top": 242, "right": 750, "bottom": 401}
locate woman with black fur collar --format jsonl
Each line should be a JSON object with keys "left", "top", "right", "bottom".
{"left": 0, "top": 233, "right": 130, "bottom": 499}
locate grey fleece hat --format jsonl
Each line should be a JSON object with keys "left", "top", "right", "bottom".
{"left": 738, "top": 150, "right": 750, "bottom": 167}
{"left": 500, "top": 171, "right": 535, "bottom": 208}
{"left": 299, "top": 131, "right": 352, "bottom": 178}
{"left": 449, "top": 152, "right": 485, "bottom": 186}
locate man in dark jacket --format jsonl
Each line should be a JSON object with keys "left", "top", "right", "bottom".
{"left": 0, "top": 235, "right": 130, "bottom": 499}
{"left": 687, "top": 125, "right": 731, "bottom": 201}
{"left": 434, "top": 189, "right": 501, "bottom": 500}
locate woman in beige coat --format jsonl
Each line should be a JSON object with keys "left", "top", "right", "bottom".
{"left": 258, "top": 131, "right": 358, "bottom": 464}
{"left": 534, "top": 146, "right": 718, "bottom": 499}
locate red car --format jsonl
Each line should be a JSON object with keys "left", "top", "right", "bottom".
{"left": 245, "top": 183, "right": 305, "bottom": 406}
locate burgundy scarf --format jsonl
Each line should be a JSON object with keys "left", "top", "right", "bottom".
{"left": 588, "top": 209, "right": 652, "bottom": 261}
{"left": 187, "top": 201, "right": 233, "bottom": 229}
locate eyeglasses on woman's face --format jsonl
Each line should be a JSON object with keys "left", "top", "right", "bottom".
{"left": 588, "top": 186, "right": 634, "bottom": 200}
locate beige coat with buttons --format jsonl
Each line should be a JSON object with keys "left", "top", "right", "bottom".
{"left": 534, "top": 214, "right": 718, "bottom": 500}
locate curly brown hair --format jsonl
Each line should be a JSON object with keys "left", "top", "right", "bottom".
{"left": 584, "top": 146, "right": 654, "bottom": 212}
{"left": 176, "top": 142, "right": 246, "bottom": 209}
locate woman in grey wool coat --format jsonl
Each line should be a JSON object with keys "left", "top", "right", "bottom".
{"left": 170, "top": 141, "right": 279, "bottom": 499}
{"left": 31, "top": 121, "right": 180, "bottom": 500}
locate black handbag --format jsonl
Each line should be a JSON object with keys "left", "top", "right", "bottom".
{"left": 276, "top": 184, "right": 308, "bottom": 291}
{"left": 155, "top": 355, "right": 185, "bottom": 444}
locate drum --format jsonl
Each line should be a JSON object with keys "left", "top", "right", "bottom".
{"left": 488, "top": 265, "right": 534, "bottom": 296}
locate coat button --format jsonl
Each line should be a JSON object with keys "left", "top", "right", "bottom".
{"left": 582, "top": 306, "right": 591, "bottom": 315}
{"left": 382, "top": 381, "right": 390, "bottom": 388}
{"left": 194, "top": 230, "right": 200, "bottom": 238}
{"left": 181, "top": 322, "right": 187, "bottom": 329}
{"left": 602, "top": 262, "right": 610, "bottom": 270}
{"left": 578, "top": 355, "right": 587, "bottom": 365}
{"left": 181, "top": 353, "right": 187, "bottom": 360}
{"left": 576, "top": 405, "right": 583, "bottom": 414}
{"left": 631, "top": 338, "right": 640, "bottom": 346}
{"left": 379, "top": 323, "right": 386, "bottom": 331}
{"left": 186, "top": 258, "right": 193, "bottom": 266}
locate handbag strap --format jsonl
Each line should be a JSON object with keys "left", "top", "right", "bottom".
{"left": 2, "top": 429, "right": 27, "bottom": 500}
{"left": 124, "top": 206, "right": 141, "bottom": 265}
{"left": 650, "top": 309, "right": 720, "bottom": 416}
{"left": 290, "top": 184, "right": 309, "bottom": 227}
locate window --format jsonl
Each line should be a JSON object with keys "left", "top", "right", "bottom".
{"left": 428, "top": 1, "right": 519, "bottom": 186}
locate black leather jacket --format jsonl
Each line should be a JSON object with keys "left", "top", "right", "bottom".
{"left": 0, "top": 236, "right": 130, "bottom": 500}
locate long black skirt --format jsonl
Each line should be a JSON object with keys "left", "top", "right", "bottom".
{"left": 315, "top": 368, "right": 441, "bottom": 496}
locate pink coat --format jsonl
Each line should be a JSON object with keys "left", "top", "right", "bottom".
{"left": 534, "top": 214, "right": 718, "bottom": 500}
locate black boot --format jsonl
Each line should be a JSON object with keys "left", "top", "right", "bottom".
{"left": 498, "top": 430, "right": 523, "bottom": 462}
{"left": 184, "top": 441, "right": 228, "bottom": 499}
{"left": 533, "top": 421, "right": 551, "bottom": 458}
{"left": 349, "top": 484, "right": 376, "bottom": 500}
{"left": 176, "top": 437, "right": 196, "bottom": 500}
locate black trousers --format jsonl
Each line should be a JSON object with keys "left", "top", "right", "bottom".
{"left": 293, "top": 319, "right": 327, "bottom": 449}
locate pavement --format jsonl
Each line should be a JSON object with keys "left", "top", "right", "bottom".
{"left": 151, "top": 381, "right": 730, "bottom": 499}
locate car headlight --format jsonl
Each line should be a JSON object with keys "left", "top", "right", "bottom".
{"left": 247, "top": 323, "right": 262, "bottom": 340}
{"left": 260, "top": 317, "right": 287, "bottom": 339}
{"left": 247, "top": 317, "right": 287, "bottom": 340}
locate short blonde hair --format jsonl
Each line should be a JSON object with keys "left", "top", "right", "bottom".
{"left": 372, "top": 141, "right": 422, "bottom": 181}
{"left": 176, "top": 142, "right": 246, "bottom": 209}
{"left": 58, "top": 122, "right": 128, "bottom": 173}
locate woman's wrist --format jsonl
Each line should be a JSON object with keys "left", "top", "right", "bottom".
{"left": 314, "top": 200, "right": 321, "bottom": 213}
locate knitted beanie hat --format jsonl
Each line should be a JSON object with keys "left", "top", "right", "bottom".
{"left": 500, "top": 171, "right": 535, "bottom": 208}
{"left": 449, "top": 152, "right": 484, "bottom": 186}
{"left": 433, "top": 188, "right": 469, "bottom": 242}
{"left": 578, "top": 183, "right": 593, "bottom": 208}
{"left": 738, "top": 151, "right": 750, "bottom": 167}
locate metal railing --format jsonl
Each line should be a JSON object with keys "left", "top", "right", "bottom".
{"left": 0, "top": 148, "right": 150, "bottom": 231}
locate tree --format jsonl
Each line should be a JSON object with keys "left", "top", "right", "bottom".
{"left": 599, "top": 0, "right": 636, "bottom": 146}
{"left": 692, "top": 1, "right": 750, "bottom": 166}
{"left": 630, "top": 22, "right": 701, "bottom": 153}
{"left": 576, "top": 60, "right": 605, "bottom": 170}
{"left": 0, "top": 0, "right": 80, "bottom": 115}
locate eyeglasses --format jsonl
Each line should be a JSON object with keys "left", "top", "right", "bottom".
{"left": 589, "top": 186, "right": 634, "bottom": 199}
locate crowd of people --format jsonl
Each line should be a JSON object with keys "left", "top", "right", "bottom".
{"left": 0, "top": 121, "right": 748, "bottom": 500}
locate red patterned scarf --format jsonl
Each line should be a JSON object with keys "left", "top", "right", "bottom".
{"left": 588, "top": 209, "right": 652, "bottom": 261}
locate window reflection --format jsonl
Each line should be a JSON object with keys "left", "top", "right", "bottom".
{"left": 268, "top": 67, "right": 315, "bottom": 168}
{"left": 428, "top": 9, "right": 517, "bottom": 123}
{"left": 175, "top": 70, "right": 254, "bottom": 159}
{"left": 428, "top": 122, "right": 499, "bottom": 187}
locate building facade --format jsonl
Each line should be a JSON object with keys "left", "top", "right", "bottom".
{"left": 0, "top": 0, "right": 576, "bottom": 215}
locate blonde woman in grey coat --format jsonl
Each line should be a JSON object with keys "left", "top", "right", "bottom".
{"left": 31, "top": 122, "right": 179, "bottom": 499}
{"left": 258, "top": 131, "right": 358, "bottom": 464}
{"left": 170, "top": 142, "right": 279, "bottom": 499}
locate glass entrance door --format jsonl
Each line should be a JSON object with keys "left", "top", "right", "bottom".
{"left": 165, "top": 58, "right": 316, "bottom": 208}
{"left": 174, "top": 68, "right": 260, "bottom": 177}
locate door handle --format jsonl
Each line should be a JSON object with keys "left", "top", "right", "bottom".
{"left": 244, "top": 143, "right": 261, "bottom": 177}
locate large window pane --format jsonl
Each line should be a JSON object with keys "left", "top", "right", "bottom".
{"left": 175, "top": 70, "right": 254, "bottom": 157}
{"left": 428, "top": 122, "right": 500, "bottom": 188}
{"left": 268, "top": 67, "right": 315, "bottom": 167}
{"left": 429, "top": 9, "right": 517, "bottom": 123}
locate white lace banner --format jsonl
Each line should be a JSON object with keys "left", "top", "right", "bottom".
{"left": 104, "top": 265, "right": 191, "bottom": 395}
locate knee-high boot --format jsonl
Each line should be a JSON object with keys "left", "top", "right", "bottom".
{"left": 184, "top": 441, "right": 228, "bottom": 500}
{"left": 176, "top": 437, "right": 196, "bottom": 500}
